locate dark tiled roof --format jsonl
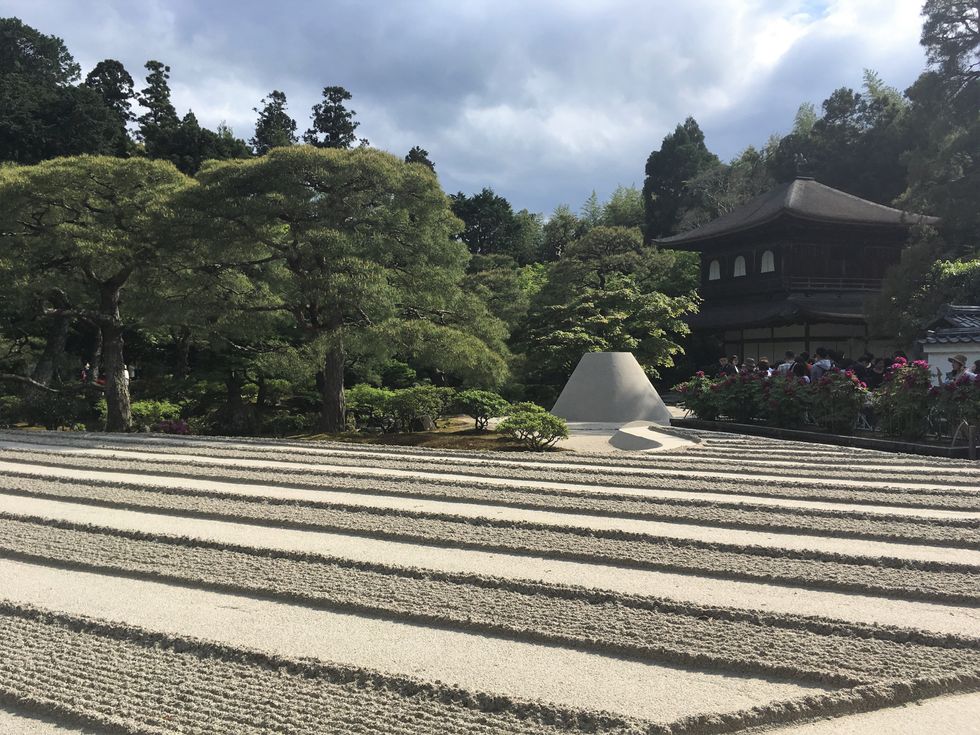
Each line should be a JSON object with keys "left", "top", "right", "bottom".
{"left": 920, "top": 305, "right": 980, "bottom": 344}
{"left": 656, "top": 177, "right": 939, "bottom": 247}
{"left": 689, "top": 293, "right": 868, "bottom": 330}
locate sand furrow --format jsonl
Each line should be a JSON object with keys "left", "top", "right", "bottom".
{"left": 5, "top": 430, "right": 976, "bottom": 472}
{"left": 7, "top": 514, "right": 980, "bottom": 687}
{"left": 0, "top": 602, "right": 639, "bottom": 735}
{"left": 2, "top": 476, "right": 977, "bottom": 565}
{"left": 2, "top": 441, "right": 977, "bottom": 494}
{"left": 2, "top": 452, "right": 978, "bottom": 516}
{"left": 0, "top": 563, "right": 832, "bottom": 728}
{"left": 2, "top": 490, "right": 979, "bottom": 606}
{"left": 1, "top": 487, "right": 972, "bottom": 636}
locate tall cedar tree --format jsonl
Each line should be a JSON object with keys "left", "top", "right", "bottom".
{"left": 405, "top": 145, "right": 435, "bottom": 170}
{"left": 303, "top": 86, "right": 363, "bottom": 148}
{"left": 0, "top": 18, "right": 121, "bottom": 163}
{"left": 251, "top": 90, "right": 297, "bottom": 154}
{"left": 642, "top": 117, "right": 720, "bottom": 240}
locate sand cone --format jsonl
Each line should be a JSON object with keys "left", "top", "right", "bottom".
{"left": 550, "top": 352, "right": 671, "bottom": 425}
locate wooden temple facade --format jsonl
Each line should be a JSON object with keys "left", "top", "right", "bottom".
{"left": 656, "top": 176, "right": 938, "bottom": 363}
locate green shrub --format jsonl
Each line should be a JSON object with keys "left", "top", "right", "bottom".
{"left": 0, "top": 394, "right": 23, "bottom": 427}
{"left": 22, "top": 390, "right": 90, "bottom": 430}
{"left": 763, "top": 375, "right": 811, "bottom": 428}
{"left": 345, "top": 384, "right": 395, "bottom": 430}
{"left": 389, "top": 385, "right": 444, "bottom": 431}
{"left": 497, "top": 402, "right": 568, "bottom": 451}
{"left": 672, "top": 371, "right": 719, "bottom": 421}
{"left": 97, "top": 398, "right": 182, "bottom": 432}
{"left": 932, "top": 372, "right": 980, "bottom": 430}
{"left": 260, "top": 379, "right": 292, "bottom": 407}
{"left": 457, "top": 389, "right": 510, "bottom": 430}
{"left": 811, "top": 368, "right": 868, "bottom": 434}
{"left": 712, "top": 372, "right": 765, "bottom": 423}
{"left": 262, "top": 410, "right": 315, "bottom": 437}
{"left": 873, "top": 358, "right": 932, "bottom": 440}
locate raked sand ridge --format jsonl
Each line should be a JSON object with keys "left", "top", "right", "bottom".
{"left": 0, "top": 429, "right": 978, "bottom": 733}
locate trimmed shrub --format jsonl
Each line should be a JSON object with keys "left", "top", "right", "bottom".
{"left": 673, "top": 371, "right": 719, "bottom": 421}
{"left": 389, "top": 385, "right": 444, "bottom": 431}
{"left": 498, "top": 402, "right": 568, "bottom": 451}
{"left": 811, "top": 368, "right": 868, "bottom": 434}
{"left": 457, "top": 389, "right": 510, "bottom": 430}
{"left": 874, "top": 358, "right": 932, "bottom": 440}
{"left": 97, "top": 398, "right": 182, "bottom": 432}
{"left": 345, "top": 384, "right": 395, "bottom": 430}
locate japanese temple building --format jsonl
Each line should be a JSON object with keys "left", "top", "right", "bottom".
{"left": 656, "top": 176, "right": 938, "bottom": 363}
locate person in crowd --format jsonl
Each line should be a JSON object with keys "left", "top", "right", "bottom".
{"left": 729, "top": 355, "right": 741, "bottom": 374}
{"left": 776, "top": 351, "right": 795, "bottom": 376}
{"left": 757, "top": 357, "right": 771, "bottom": 376}
{"left": 865, "top": 357, "right": 886, "bottom": 391}
{"left": 791, "top": 361, "right": 810, "bottom": 383}
{"left": 743, "top": 357, "right": 757, "bottom": 373}
{"left": 972, "top": 359, "right": 980, "bottom": 376}
{"left": 937, "top": 354, "right": 976, "bottom": 384}
{"left": 810, "top": 347, "right": 833, "bottom": 381}
{"left": 80, "top": 362, "right": 90, "bottom": 382}
{"left": 718, "top": 356, "right": 736, "bottom": 376}
{"left": 853, "top": 354, "right": 873, "bottom": 384}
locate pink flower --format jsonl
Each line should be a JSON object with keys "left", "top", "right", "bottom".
{"left": 695, "top": 371, "right": 705, "bottom": 378}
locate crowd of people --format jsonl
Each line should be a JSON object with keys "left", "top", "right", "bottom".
{"left": 714, "top": 349, "right": 979, "bottom": 390}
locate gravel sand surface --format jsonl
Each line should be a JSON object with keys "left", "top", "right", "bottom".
{"left": 2, "top": 440, "right": 976, "bottom": 495}
{"left": 0, "top": 562, "right": 826, "bottom": 725}
{"left": 3, "top": 456, "right": 979, "bottom": 519}
{"left": 0, "top": 705, "right": 100, "bottom": 735}
{"left": 2, "top": 488, "right": 975, "bottom": 635}
{"left": 3, "top": 430, "right": 979, "bottom": 733}
{"left": 4, "top": 495, "right": 977, "bottom": 604}
{"left": 3, "top": 475, "right": 976, "bottom": 564}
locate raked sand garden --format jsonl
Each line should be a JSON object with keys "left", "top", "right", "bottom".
{"left": 0, "top": 430, "right": 978, "bottom": 734}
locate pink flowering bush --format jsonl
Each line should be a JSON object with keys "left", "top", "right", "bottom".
{"left": 673, "top": 371, "right": 720, "bottom": 420}
{"left": 712, "top": 372, "right": 765, "bottom": 423}
{"left": 931, "top": 372, "right": 980, "bottom": 430}
{"left": 810, "top": 368, "right": 868, "bottom": 434}
{"left": 763, "top": 375, "right": 811, "bottom": 428}
{"left": 873, "top": 358, "right": 932, "bottom": 440}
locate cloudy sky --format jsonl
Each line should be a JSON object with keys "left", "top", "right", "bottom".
{"left": 5, "top": 0, "right": 929, "bottom": 214}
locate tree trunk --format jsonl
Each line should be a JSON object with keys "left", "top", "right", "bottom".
{"left": 100, "top": 286, "right": 131, "bottom": 432}
{"left": 31, "top": 314, "right": 70, "bottom": 387}
{"left": 318, "top": 324, "right": 346, "bottom": 433}
{"left": 173, "top": 326, "right": 192, "bottom": 380}
{"left": 87, "top": 327, "right": 102, "bottom": 383}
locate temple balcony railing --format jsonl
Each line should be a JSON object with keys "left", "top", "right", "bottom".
{"left": 786, "top": 276, "right": 883, "bottom": 292}
{"left": 701, "top": 275, "right": 883, "bottom": 297}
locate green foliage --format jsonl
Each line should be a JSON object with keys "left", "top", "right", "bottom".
{"left": 405, "top": 146, "right": 435, "bottom": 171}
{"left": 457, "top": 389, "right": 510, "bottom": 430}
{"left": 450, "top": 187, "right": 520, "bottom": 258}
{"left": 643, "top": 117, "right": 720, "bottom": 239}
{"left": 97, "top": 398, "right": 182, "bottom": 431}
{"left": 303, "top": 86, "right": 362, "bottom": 148}
{"left": 389, "top": 385, "right": 445, "bottom": 431}
{"left": 711, "top": 372, "right": 765, "bottom": 423}
{"left": 810, "top": 369, "right": 868, "bottom": 435}
{"left": 497, "top": 402, "right": 568, "bottom": 451}
{"left": 763, "top": 375, "right": 812, "bottom": 428}
{"left": 673, "top": 372, "right": 719, "bottom": 421}
{"left": 380, "top": 360, "right": 417, "bottom": 388}
{"left": 932, "top": 372, "right": 980, "bottom": 429}
{"left": 873, "top": 358, "right": 933, "bottom": 440}
{"left": 251, "top": 90, "right": 297, "bottom": 154}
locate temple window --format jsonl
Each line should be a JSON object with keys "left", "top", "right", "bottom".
{"left": 761, "top": 249, "right": 775, "bottom": 273}
{"left": 708, "top": 259, "right": 721, "bottom": 280}
{"left": 733, "top": 255, "right": 747, "bottom": 277}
